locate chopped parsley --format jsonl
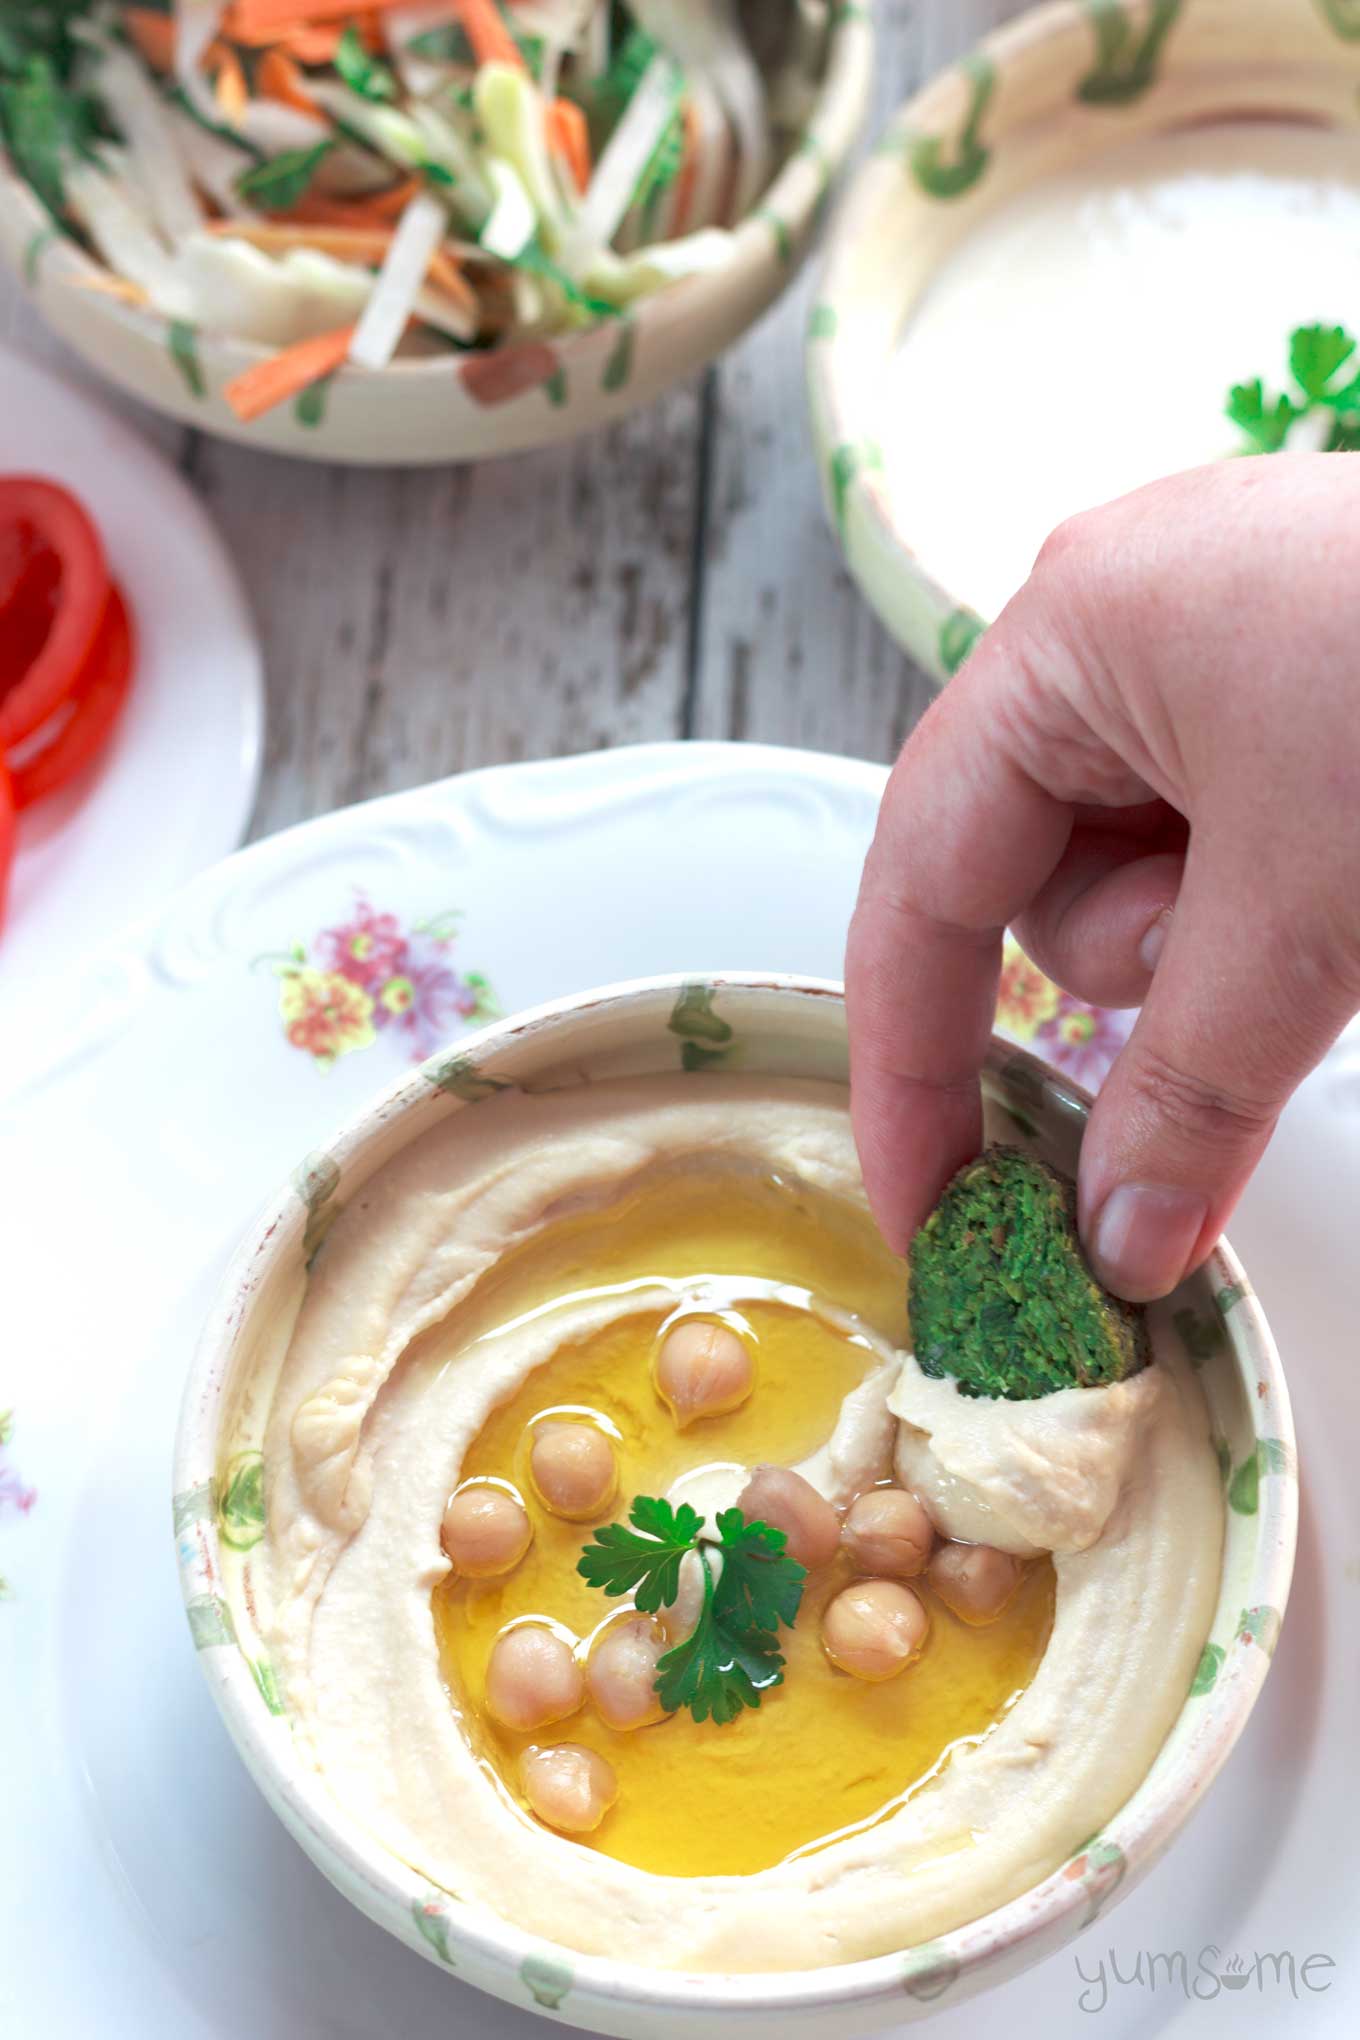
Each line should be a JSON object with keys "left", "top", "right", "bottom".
{"left": 235, "top": 139, "right": 335, "bottom": 213}
{"left": 334, "top": 25, "right": 397, "bottom": 106}
{"left": 1227, "top": 323, "right": 1360, "bottom": 454}
{"left": 578, "top": 1495, "right": 807, "bottom": 1726}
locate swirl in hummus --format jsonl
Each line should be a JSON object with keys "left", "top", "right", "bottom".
{"left": 261, "top": 1076, "right": 1222, "bottom": 1974}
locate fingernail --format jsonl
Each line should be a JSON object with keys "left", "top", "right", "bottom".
{"left": 1089, "top": 1183, "right": 1208, "bottom": 1302}
{"left": 1139, "top": 909, "right": 1172, "bottom": 974}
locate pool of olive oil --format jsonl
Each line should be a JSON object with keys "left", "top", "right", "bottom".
{"left": 432, "top": 1169, "right": 1054, "bottom": 1879}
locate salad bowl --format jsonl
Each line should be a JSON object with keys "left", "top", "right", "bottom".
{"left": 0, "top": 6, "right": 871, "bottom": 465}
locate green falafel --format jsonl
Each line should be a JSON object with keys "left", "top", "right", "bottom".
{"left": 908, "top": 1145, "right": 1150, "bottom": 1400}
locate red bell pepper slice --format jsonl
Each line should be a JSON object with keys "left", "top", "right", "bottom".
{"left": 0, "top": 477, "right": 110, "bottom": 750}
{"left": 0, "top": 752, "right": 14, "bottom": 933}
{"left": 11, "top": 584, "right": 134, "bottom": 810}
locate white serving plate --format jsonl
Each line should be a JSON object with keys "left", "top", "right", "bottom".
{"left": 0, "top": 344, "right": 263, "bottom": 1002}
{"left": 1, "top": 741, "right": 1354, "bottom": 2038}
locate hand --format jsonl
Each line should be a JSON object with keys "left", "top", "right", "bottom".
{"left": 847, "top": 453, "right": 1360, "bottom": 1300}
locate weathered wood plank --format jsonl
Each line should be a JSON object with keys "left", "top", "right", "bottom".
{"left": 690, "top": 0, "right": 1020, "bottom": 764}
{"left": 186, "top": 376, "right": 705, "bottom": 840}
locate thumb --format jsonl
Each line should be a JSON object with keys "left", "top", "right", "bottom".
{"left": 1078, "top": 853, "right": 1360, "bottom": 1302}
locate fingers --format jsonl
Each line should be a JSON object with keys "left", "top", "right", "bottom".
{"left": 1079, "top": 847, "right": 1360, "bottom": 1300}
{"left": 1012, "top": 838, "right": 1185, "bottom": 1008}
{"left": 846, "top": 665, "right": 1074, "bottom": 1252}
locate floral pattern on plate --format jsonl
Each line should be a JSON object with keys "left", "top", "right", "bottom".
{"left": 993, "top": 936, "right": 1134, "bottom": 1090}
{"left": 258, "top": 895, "right": 499, "bottom": 1071}
{"left": 0, "top": 1409, "right": 36, "bottom": 1599}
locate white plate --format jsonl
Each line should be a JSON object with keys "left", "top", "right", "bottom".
{"left": 0, "top": 345, "right": 262, "bottom": 1001}
{"left": 1, "top": 742, "right": 1353, "bottom": 2039}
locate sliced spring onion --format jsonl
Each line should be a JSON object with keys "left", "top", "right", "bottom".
{"left": 479, "top": 157, "right": 537, "bottom": 262}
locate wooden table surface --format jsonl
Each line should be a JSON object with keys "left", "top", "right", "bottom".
{"left": 0, "top": 2, "right": 1014, "bottom": 848}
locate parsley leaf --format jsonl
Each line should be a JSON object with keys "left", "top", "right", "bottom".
{"left": 236, "top": 139, "right": 335, "bottom": 212}
{"left": 578, "top": 1495, "right": 807, "bottom": 1725}
{"left": 1227, "top": 324, "right": 1360, "bottom": 455}
{"left": 576, "top": 1495, "right": 703, "bottom": 1611}
{"left": 1289, "top": 322, "right": 1357, "bottom": 403}
{"left": 1225, "top": 378, "right": 1300, "bottom": 455}
{"left": 335, "top": 24, "right": 397, "bottom": 105}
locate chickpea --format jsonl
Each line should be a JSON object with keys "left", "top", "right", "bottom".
{"left": 441, "top": 1483, "right": 532, "bottom": 1578}
{"left": 737, "top": 1466, "right": 841, "bottom": 1571}
{"left": 655, "top": 1318, "right": 754, "bottom": 1429}
{"left": 529, "top": 1420, "right": 617, "bottom": 1521}
{"left": 485, "top": 1624, "right": 584, "bottom": 1732}
{"left": 587, "top": 1616, "right": 667, "bottom": 1730}
{"left": 928, "top": 1541, "right": 1024, "bottom": 1625}
{"left": 842, "top": 1489, "right": 934, "bottom": 1579}
{"left": 823, "top": 1579, "right": 928, "bottom": 1681}
{"left": 519, "top": 1743, "right": 618, "bottom": 1835}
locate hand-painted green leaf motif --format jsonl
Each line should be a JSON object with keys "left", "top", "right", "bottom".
{"left": 601, "top": 320, "right": 635, "bottom": 392}
{"left": 412, "top": 1895, "right": 458, "bottom": 1966}
{"left": 1213, "top": 1436, "right": 1231, "bottom": 1485}
{"left": 755, "top": 206, "right": 792, "bottom": 264}
{"left": 543, "top": 366, "right": 568, "bottom": 407}
{"left": 668, "top": 985, "right": 735, "bottom": 1072}
{"left": 250, "top": 1656, "right": 284, "bottom": 1714}
{"left": 1003, "top": 1105, "right": 1039, "bottom": 1138}
{"left": 23, "top": 224, "right": 56, "bottom": 287}
{"left": 424, "top": 1052, "right": 511, "bottom": 1103}
{"left": 1316, "top": 0, "right": 1360, "bottom": 39}
{"left": 295, "top": 375, "right": 333, "bottom": 428}
{"left": 1172, "top": 1306, "right": 1225, "bottom": 1367}
{"left": 293, "top": 1151, "right": 342, "bottom": 1262}
{"left": 900, "top": 1942, "right": 960, "bottom": 2001}
{"left": 1077, "top": 0, "right": 1183, "bottom": 107}
{"left": 1064, "top": 1836, "right": 1126, "bottom": 1927}
{"left": 1189, "top": 1640, "right": 1225, "bottom": 1695}
{"left": 1235, "top": 1603, "right": 1282, "bottom": 1655}
{"left": 168, "top": 320, "right": 205, "bottom": 399}
{"left": 1214, "top": 1279, "right": 1249, "bottom": 1314}
{"left": 909, "top": 56, "right": 995, "bottom": 199}
{"left": 520, "top": 1953, "right": 574, "bottom": 2010}
{"left": 939, "top": 607, "right": 986, "bottom": 675}
{"left": 1229, "top": 1437, "right": 1292, "bottom": 1514}
{"left": 172, "top": 1479, "right": 216, "bottom": 1535}
{"left": 186, "top": 1592, "right": 237, "bottom": 1649}
{"left": 219, "top": 1450, "right": 266, "bottom": 1551}
{"left": 808, "top": 302, "right": 838, "bottom": 342}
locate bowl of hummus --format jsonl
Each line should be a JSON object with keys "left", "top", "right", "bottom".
{"left": 175, "top": 973, "right": 1295, "bottom": 2035}
{"left": 807, "top": 0, "right": 1360, "bottom": 681}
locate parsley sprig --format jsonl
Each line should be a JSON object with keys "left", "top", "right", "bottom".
{"left": 1227, "top": 323, "right": 1360, "bottom": 455}
{"left": 578, "top": 1496, "right": 807, "bottom": 1726}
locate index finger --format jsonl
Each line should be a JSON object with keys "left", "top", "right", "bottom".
{"left": 845, "top": 665, "right": 1073, "bottom": 1252}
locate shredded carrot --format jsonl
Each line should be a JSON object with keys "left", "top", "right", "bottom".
{"left": 227, "top": 0, "right": 414, "bottom": 34}
{"left": 222, "top": 323, "right": 357, "bottom": 422}
{"left": 65, "top": 271, "right": 150, "bottom": 307}
{"left": 122, "top": 7, "right": 176, "bottom": 71}
{"left": 257, "top": 47, "right": 323, "bottom": 117}
{"left": 672, "top": 96, "right": 701, "bottom": 234}
{"left": 452, "top": 0, "right": 524, "bottom": 70}
{"left": 206, "top": 42, "right": 250, "bottom": 122}
{"left": 546, "top": 97, "right": 590, "bottom": 194}
{"left": 202, "top": 219, "right": 477, "bottom": 317}
{"left": 281, "top": 176, "right": 420, "bottom": 227}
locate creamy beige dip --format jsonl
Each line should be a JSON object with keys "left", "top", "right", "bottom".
{"left": 886, "top": 124, "right": 1360, "bottom": 620}
{"left": 261, "top": 1076, "right": 1222, "bottom": 1972}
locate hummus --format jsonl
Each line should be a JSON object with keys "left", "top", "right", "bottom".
{"left": 261, "top": 1075, "right": 1222, "bottom": 1973}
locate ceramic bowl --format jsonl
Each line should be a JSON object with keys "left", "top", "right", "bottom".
{"left": 806, "top": 0, "right": 1360, "bottom": 682}
{"left": 0, "top": 20, "right": 871, "bottom": 467}
{"left": 175, "top": 972, "right": 1295, "bottom": 2037}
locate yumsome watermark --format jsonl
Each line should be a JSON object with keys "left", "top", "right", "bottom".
{"left": 1074, "top": 1943, "right": 1337, "bottom": 2012}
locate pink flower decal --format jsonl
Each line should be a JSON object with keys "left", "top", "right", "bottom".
{"left": 994, "top": 937, "right": 1135, "bottom": 1091}
{"left": 1, "top": 1410, "right": 35, "bottom": 1600}
{"left": 259, "top": 896, "right": 498, "bottom": 1072}
{"left": 995, "top": 946, "right": 1061, "bottom": 1039}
